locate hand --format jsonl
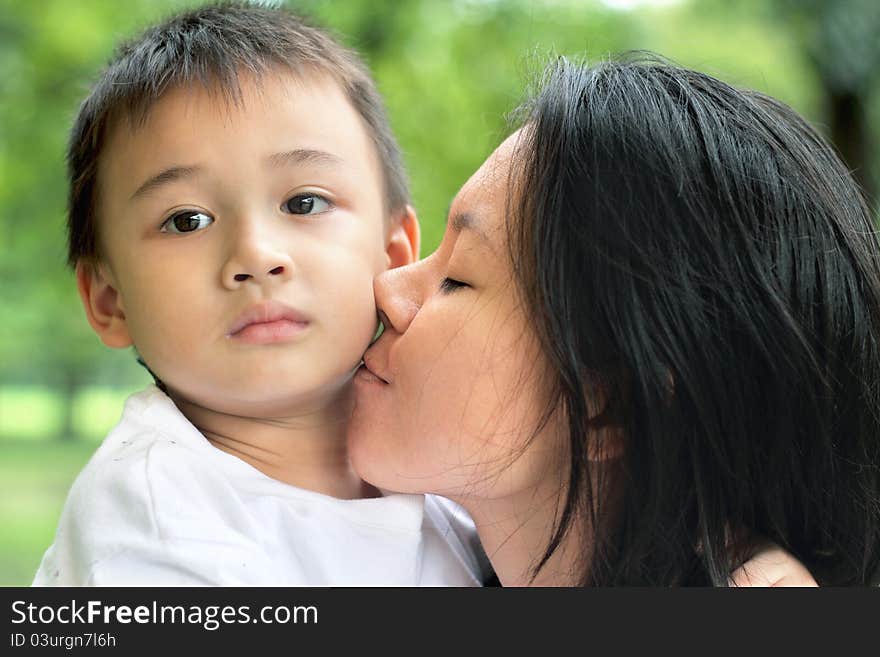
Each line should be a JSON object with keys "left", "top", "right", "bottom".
{"left": 729, "top": 543, "right": 818, "bottom": 587}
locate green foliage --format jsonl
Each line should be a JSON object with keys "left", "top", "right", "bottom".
{"left": 772, "top": 0, "right": 880, "bottom": 92}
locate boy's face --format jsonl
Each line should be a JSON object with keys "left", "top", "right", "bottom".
{"left": 82, "top": 71, "right": 416, "bottom": 416}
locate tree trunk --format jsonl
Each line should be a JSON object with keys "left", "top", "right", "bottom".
{"left": 58, "top": 368, "right": 80, "bottom": 441}
{"left": 826, "top": 86, "right": 875, "bottom": 208}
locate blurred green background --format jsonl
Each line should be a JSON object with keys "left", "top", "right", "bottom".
{"left": 2, "top": 0, "right": 879, "bottom": 585}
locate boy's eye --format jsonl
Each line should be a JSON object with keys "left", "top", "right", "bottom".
{"left": 283, "top": 194, "right": 331, "bottom": 215}
{"left": 161, "top": 210, "right": 214, "bottom": 234}
{"left": 439, "top": 277, "right": 469, "bottom": 293}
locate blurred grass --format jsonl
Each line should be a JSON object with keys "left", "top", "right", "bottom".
{"left": 0, "top": 439, "right": 100, "bottom": 585}
{"left": 0, "top": 386, "right": 134, "bottom": 585}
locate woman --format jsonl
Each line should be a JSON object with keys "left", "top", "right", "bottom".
{"left": 349, "top": 55, "right": 880, "bottom": 585}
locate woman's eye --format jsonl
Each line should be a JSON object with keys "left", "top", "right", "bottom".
{"left": 161, "top": 210, "right": 214, "bottom": 234}
{"left": 283, "top": 194, "right": 331, "bottom": 215}
{"left": 440, "top": 277, "right": 469, "bottom": 293}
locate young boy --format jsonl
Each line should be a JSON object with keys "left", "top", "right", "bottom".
{"left": 33, "top": 2, "right": 488, "bottom": 586}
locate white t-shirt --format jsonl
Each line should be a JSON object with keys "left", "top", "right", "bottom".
{"left": 33, "top": 386, "right": 491, "bottom": 586}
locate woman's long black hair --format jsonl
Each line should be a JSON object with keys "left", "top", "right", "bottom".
{"left": 510, "top": 54, "right": 880, "bottom": 585}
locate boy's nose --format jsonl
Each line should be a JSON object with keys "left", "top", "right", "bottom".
{"left": 373, "top": 260, "right": 426, "bottom": 335}
{"left": 229, "top": 264, "right": 289, "bottom": 284}
{"left": 221, "top": 240, "right": 295, "bottom": 289}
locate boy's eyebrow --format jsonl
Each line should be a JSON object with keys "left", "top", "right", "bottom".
{"left": 128, "top": 150, "right": 341, "bottom": 201}
{"left": 130, "top": 166, "right": 200, "bottom": 201}
{"left": 267, "top": 149, "right": 343, "bottom": 168}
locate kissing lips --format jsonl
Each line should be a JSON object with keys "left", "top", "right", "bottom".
{"left": 356, "top": 353, "right": 389, "bottom": 384}
{"left": 355, "top": 363, "right": 387, "bottom": 384}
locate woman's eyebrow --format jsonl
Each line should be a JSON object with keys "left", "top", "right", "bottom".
{"left": 449, "top": 211, "right": 490, "bottom": 244}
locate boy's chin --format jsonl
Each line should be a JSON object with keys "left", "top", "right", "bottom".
{"left": 169, "top": 376, "right": 357, "bottom": 418}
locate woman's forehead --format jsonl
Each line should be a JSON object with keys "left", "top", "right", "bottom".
{"left": 449, "top": 130, "right": 524, "bottom": 234}
{"left": 477, "top": 131, "right": 522, "bottom": 186}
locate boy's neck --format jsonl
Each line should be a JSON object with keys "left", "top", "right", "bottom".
{"left": 170, "top": 382, "right": 381, "bottom": 500}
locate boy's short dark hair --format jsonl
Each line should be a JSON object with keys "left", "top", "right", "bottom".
{"left": 67, "top": 1, "right": 409, "bottom": 266}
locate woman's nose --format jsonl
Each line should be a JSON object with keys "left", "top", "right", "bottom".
{"left": 221, "top": 224, "right": 295, "bottom": 289}
{"left": 373, "top": 261, "right": 425, "bottom": 335}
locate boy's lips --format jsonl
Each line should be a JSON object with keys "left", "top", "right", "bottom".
{"left": 227, "top": 300, "right": 310, "bottom": 344}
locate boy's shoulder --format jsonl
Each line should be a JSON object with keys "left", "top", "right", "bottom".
{"left": 51, "top": 386, "right": 202, "bottom": 538}
{"left": 33, "top": 386, "right": 280, "bottom": 585}
{"left": 65, "top": 385, "right": 263, "bottom": 532}
{"left": 70, "top": 384, "right": 212, "bottom": 498}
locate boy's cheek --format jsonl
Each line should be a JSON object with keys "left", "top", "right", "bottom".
{"left": 328, "top": 291, "right": 379, "bottom": 348}
{"left": 326, "top": 222, "right": 391, "bottom": 274}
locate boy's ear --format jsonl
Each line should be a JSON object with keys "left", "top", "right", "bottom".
{"left": 385, "top": 204, "right": 420, "bottom": 269}
{"left": 75, "top": 260, "right": 133, "bottom": 349}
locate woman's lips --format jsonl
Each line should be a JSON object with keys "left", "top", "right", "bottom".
{"left": 227, "top": 300, "right": 310, "bottom": 344}
{"left": 355, "top": 363, "right": 388, "bottom": 384}
{"left": 359, "top": 339, "right": 391, "bottom": 383}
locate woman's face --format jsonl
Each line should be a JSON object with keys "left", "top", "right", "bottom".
{"left": 348, "top": 133, "right": 563, "bottom": 500}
